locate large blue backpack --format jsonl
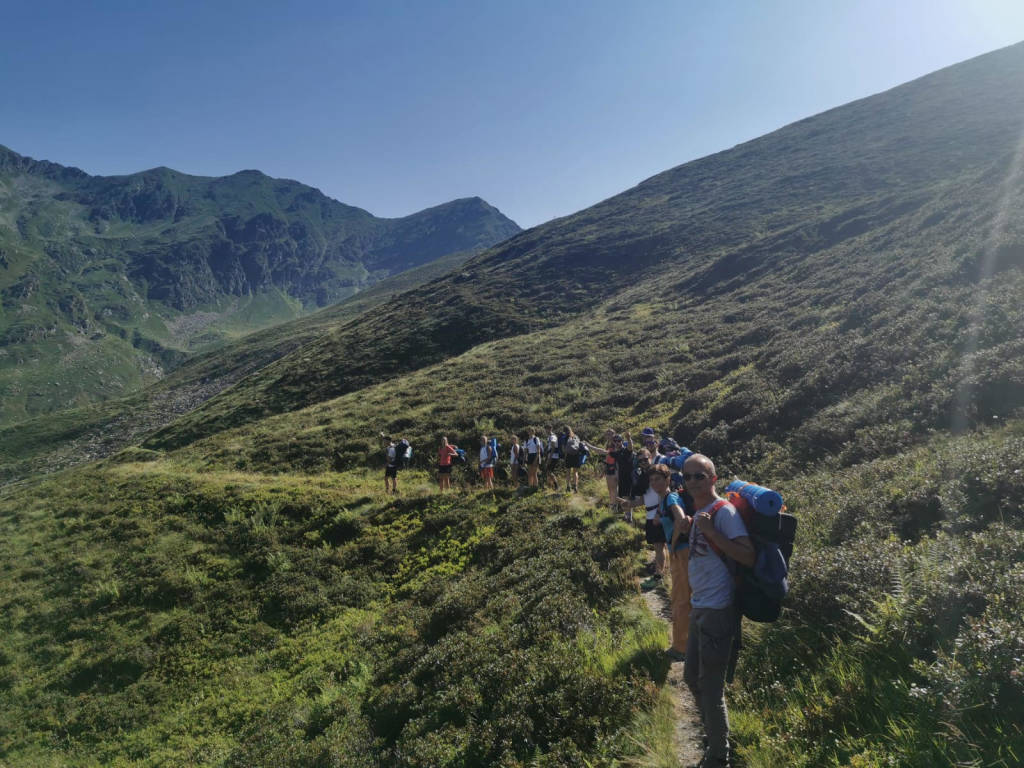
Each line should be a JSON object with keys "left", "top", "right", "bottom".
{"left": 723, "top": 480, "right": 797, "bottom": 623}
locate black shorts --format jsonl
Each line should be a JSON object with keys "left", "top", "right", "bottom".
{"left": 565, "top": 454, "right": 582, "bottom": 469}
{"left": 385, "top": 465, "right": 398, "bottom": 478}
{"left": 645, "top": 518, "right": 666, "bottom": 544}
{"left": 604, "top": 464, "right": 617, "bottom": 476}
{"left": 438, "top": 464, "right": 452, "bottom": 475}
{"left": 527, "top": 452, "right": 539, "bottom": 465}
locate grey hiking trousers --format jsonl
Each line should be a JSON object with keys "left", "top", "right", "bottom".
{"left": 683, "top": 605, "right": 739, "bottom": 764}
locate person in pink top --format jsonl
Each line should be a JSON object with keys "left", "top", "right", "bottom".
{"left": 437, "top": 436, "right": 459, "bottom": 491}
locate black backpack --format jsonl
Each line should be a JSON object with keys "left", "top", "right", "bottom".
{"left": 395, "top": 439, "right": 411, "bottom": 468}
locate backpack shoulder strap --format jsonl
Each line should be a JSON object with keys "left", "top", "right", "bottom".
{"left": 705, "top": 499, "right": 731, "bottom": 560}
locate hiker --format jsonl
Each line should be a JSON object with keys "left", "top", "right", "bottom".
{"left": 640, "top": 426, "right": 658, "bottom": 454}
{"left": 437, "top": 436, "right": 459, "bottom": 491}
{"left": 647, "top": 463, "right": 691, "bottom": 662}
{"left": 509, "top": 434, "right": 526, "bottom": 485}
{"left": 560, "top": 426, "right": 600, "bottom": 493}
{"left": 382, "top": 435, "right": 398, "bottom": 494}
{"left": 613, "top": 432, "right": 636, "bottom": 521}
{"left": 524, "top": 428, "right": 543, "bottom": 487}
{"left": 619, "top": 449, "right": 669, "bottom": 573}
{"left": 683, "top": 453, "right": 755, "bottom": 768}
{"left": 543, "top": 425, "right": 561, "bottom": 489}
{"left": 478, "top": 435, "right": 496, "bottom": 490}
{"left": 602, "top": 430, "right": 620, "bottom": 512}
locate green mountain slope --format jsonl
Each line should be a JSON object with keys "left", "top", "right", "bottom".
{"left": 0, "top": 150, "right": 519, "bottom": 424}
{"left": 0, "top": 247, "right": 480, "bottom": 485}
{"left": 2, "top": 42, "right": 1024, "bottom": 768}
{"left": 147, "top": 40, "right": 1024, "bottom": 455}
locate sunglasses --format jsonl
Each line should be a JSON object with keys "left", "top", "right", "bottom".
{"left": 682, "top": 472, "right": 709, "bottom": 481}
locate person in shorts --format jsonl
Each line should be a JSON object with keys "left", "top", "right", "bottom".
{"left": 560, "top": 426, "right": 588, "bottom": 493}
{"left": 478, "top": 435, "right": 495, "bottom": 489}
{"left": 509, "top": 434, "right": 526, "bottom": 485}
{"left": 543, "top": 426, "right": 561, "bottom": 489}
{"left": 633, "top": 450, "right": 667, "bottom": 575}
{"left": 383, "top": 435, "right": 398, "bottom": 494}
{"left": 437, "top": 436, "right": 458, "bottom": 491}
{"left": 524, "top": 428, "right": 543, "bottom": 487}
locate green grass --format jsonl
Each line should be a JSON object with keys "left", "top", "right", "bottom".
{"left": 0, "top": 461, "right": 668, "bottom": 766}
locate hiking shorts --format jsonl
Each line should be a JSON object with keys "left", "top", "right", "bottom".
{"left": 438, "top": 464, "right": 452, "bottom": 475}
{"left": 565, "top": 454, "right": 582, "bottom": 469}
{"left": 604, "top": 464, "right": 617, "bottom": 476}
{"left": 385, "top": 465, "right": 398, "bottom": 478}
{"left": 645, "top": 518, "right": 666, "bottom": 544}
{"left": 527, "top": 452, "right": 539, "bottom": 465}
{"left": 480, "top": 466, "right": 494, "bottom": 481}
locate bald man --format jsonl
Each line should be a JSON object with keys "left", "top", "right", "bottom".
{"left": 682, "top": 453, "right": 754, "bottom": 768}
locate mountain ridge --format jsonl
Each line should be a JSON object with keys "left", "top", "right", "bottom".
{"left": 0, "top": 145, "right": 520, "bottom": 423}
{"left": 144, "top": 41, "right": 1024, "bottom": 451}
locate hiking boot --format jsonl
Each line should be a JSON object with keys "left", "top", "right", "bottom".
{"left": 696, "top": 755, "right": 729, "bottom": 768}
{"left": 664, "top": 647, "right": 686, "bottom": 663}
{"left": 694, "top": 746, "right": 730, "bottom": 768}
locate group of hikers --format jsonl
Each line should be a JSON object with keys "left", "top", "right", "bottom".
{"left": 379, "top": 427, "right": 781, "bottom": 766}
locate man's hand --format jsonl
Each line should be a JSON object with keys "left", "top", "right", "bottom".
{"left": 695, "top": 510, "right": 715, "bottom": 536}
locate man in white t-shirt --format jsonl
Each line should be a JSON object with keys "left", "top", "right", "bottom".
{"left": 683, "top": 453, "right": 754, "bottom": 768}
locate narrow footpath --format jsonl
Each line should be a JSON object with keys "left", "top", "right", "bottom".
{"left": 641, "top": 556, "right": 704, "bottom": 767}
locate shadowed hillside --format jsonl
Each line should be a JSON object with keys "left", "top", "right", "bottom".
{"left": 0, "top": 247, "right": 481, "bottom": 484}
{"left": 146, "top": 41, "right": 1024, "bottom": 453}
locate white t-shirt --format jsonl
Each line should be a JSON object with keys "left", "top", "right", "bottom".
{"left": 525, "top": 436, "right": 542, "bottom": 456}
{"left": 643, "top": 487, "right": 661, "bottom": 520}
{"left": 688, "top": 499, "right": 749, "bottom": 610}
{"left": 479, "top": 446, "right": 494, "bottom": 469}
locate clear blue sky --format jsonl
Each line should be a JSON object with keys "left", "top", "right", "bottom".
{"left": 3, "top": 0, "right": 1023, "bottom": 228}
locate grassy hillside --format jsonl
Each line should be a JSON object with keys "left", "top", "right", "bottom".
{"left": 1, "top": 42, "right": 1023, "bottom": 768}
{"left": 0, "top": 147, "right": 519, "bottom": 424}
{"left": 0, "top": 465, "right": 668, "bottom": 767}
{"left": 0, "top": 247, "right": 480, "bottom": 485}
{"left": 143, "top": 41, "right": 1024, "bottom": 452}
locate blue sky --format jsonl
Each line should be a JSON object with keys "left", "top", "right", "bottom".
{"left": 3, "top": 0, "right": 1024, "bottom": 228}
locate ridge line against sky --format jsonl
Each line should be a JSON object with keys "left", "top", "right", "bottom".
{"left": 3, "top": 0, "right": 1024, "bottom": 229}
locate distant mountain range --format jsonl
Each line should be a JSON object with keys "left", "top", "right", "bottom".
{"left": 0, "top": 147, "right": 519, "bottom": 423}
